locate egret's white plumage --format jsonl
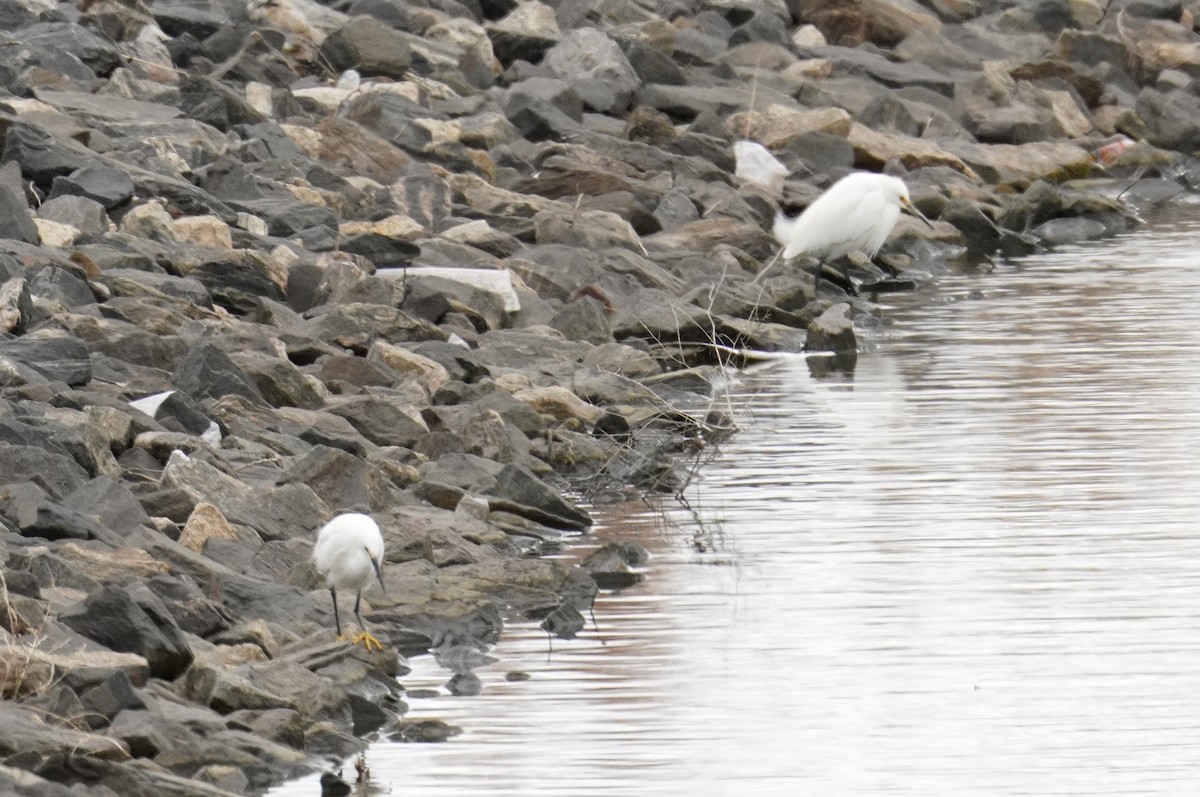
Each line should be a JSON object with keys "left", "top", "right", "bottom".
{"left": 774, "top": 172, "right": 929, "bottom": 261}
{"left": 313, "top": 512, "right": 386, "bottom": 650}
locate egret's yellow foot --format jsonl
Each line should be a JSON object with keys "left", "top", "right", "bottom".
{"left": 339, "top": 631, "right": 383, "bottom": 652}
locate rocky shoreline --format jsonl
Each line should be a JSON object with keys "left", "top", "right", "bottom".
{"left": 2, "top": 0, "right": 1199, "bottom": 794}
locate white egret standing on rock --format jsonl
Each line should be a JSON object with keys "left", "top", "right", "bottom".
{"left": 313, "top": 512, "right": 386, "bottom": 652}
{"left": 761, "top": 172, "right": 934, "bottom": 292}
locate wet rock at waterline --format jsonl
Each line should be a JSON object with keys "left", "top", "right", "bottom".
{"left": 0, "top": 0, "right": 1192, "bottom": 792}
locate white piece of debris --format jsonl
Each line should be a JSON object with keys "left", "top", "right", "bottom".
{"left": 128, "top": 390, "right": 175, "bottom": 417}
{"left": 201, "top": 422, "right": 223, "bottom": 446}
{"left": 733, "top": 140, "right": 789, "bottom": 196}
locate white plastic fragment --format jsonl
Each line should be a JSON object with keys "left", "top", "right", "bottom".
{"left": 733, "top": 140, "right": 789, "bottom": 196}
{"left": 128, "top": 390, "right": 176, "bottom": 418}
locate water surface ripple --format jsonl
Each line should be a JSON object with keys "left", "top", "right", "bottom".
{"left": 273, "top": 209, "right": 1200, "bottom": 796}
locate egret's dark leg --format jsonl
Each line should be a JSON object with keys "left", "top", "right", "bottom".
{"left": 837, "top": 263, "right": 858, "bottom": 296}
{"left": 877, "top": 259, "right": 901, "bottom": 277}
{"left": 812, "top": 258, "right": 823, "bottom": 299}
{"left": 353, "top": 590, "right": 364, "bottom": 629}
{"left": 330, "top": 586, "right": 342, "bottom": 636}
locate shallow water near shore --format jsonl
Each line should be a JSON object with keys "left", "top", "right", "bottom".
{"left": 271, "top": 205, "right": 1200, "bottom": 796}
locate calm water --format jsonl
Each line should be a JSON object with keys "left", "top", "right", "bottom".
{"left": 273, "top": 207, "right": 1200, "bottom": 796}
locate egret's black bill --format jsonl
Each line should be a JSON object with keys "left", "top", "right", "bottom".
{"left": 903, "top": 199, "right": 935, "bottom": 230}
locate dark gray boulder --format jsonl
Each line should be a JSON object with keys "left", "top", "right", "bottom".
{"left": 1, "top": 120, "right": 94, "bottom": 185}
{"left": 60, "top": 584, "right": 194, "bottom": 680}
{"left": 321, "top": 15, "right": 411, "bottom": 78}
{"left": 0, "top": 183, "right": 39, "bottom": 244}
{"left": 486, "top": 463, "right": 592, "bottom": 530}
{"left": 171, "top": 343, "right": 267, "bottom": 404}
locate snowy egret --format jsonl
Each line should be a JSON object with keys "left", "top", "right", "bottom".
{"left": 765, "top": 172, "right": 934, "bottom": 292}
{"left": 313, "top": 512, "right": 386, "bottom": 652}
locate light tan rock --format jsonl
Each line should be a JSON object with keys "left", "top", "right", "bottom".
{"left": 938, "top": 139, "right": 1095, "bottom": 188}
{"left": 367, "top": 341, "right": 451, "bottom": 393}
{"left": 513, "top": 385, "right": 604, "bottom": 424}
{"left": 56, "top": 542, "right": 169, "bottom": 583}
{"left": 338, "top": 214, "right": 423, "bottom": 239}
{"left": 245, "top": 81, "right": 274, "bottom": 117}
{"left": 1067, "top": 0, "right": 1104, "bottom": 27}
{"left": 33, "top": 218, "right": 79, "bottom": 247}
{"left": 792, "top": 23, "right": 827, "bottom": 48}
{"left": 487, "top": 0, "right": 561, "bottom": 40}
{"left": 173, "top": 215, "right": 234, "bottom": 250}
{"left": 120, "top": 201, "right": 176, "bottom": 240}
{"left": 847, "top": 123, "right": 981, "bottom": 181}
{"left": 1014, "top": 83, "right": 1093, "bottom": 139}
{"left": 180, "top": 502, "right": 238, "bottom": 553}
{"left": 447, "top": 173, "right": 566, "bottom": 217}
{"left": 0, "top": 278, "right": 30, "bottom": 334}
{"left": 724, "top": 104, "right": 852, "bottom": 146}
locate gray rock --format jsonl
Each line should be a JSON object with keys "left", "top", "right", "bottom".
{"left": 36, "top": 194, "right": 109, "bottom": 234}
{"left": 315, "top": 354, "right": 402, "bottom": 391}
{"left": 80, "top": 669, "right": 147, "bottom": 726}
{"left": 486, "top": 463, "right": 591, "bottom": 530}
{"left": 1, "top": 120, "right": 94, "bottom": 185}
{"left": 805, "top": 302, "right": 857, "bottom": 356}
{"left": 1136, "top": 87, "right": 1200, "bottom": 152}
{"left": 321, "top": 15, "right": 411, "bottom": 78}
{"left": 191, "top": 257, "right": 285, "bottom": 315}
{"left": 1033, "top": 216, "right": 1110, "bottom": 246}
{"left": 223, "top": 707, "right": 307, "bottom": 749}
{"left": 338, "top": 233, "right": 420, "bottom": 269}
{"left": 152, "top": 726, "right": 307, "bottom": 789}
{"left": 59, "top": 584, "right": 194, "bottom": 679}
{"left": 151, "top": 2, "right": 231, "bottom": 38}
{"left": 178, "top": 74, "right": 268, "bottom": 131}
{"left": 297, "top": 303, "right": 447, "bottom": 353}
{"left": 12, "top": 500, "right": 112, "bottom": 542}
{"left": 503, "top": 77, "right": 584, "bottom": 140}
{"left": 281, "top": 444, "right": 403, "bottom": 513}
{"left": 101, "top": 268, "right": 213, "bottom": 308}
{"left": 64, "top": 477, "right": 151, "bottom": 536}
{"left": 941, "top": 199, "right": 1003, "bottom": 249}
{"left": 144, "top": 574, "right": 231, "bottom": 637}
{"left": 226, "top": 196, "right": 337, "bottom": 238}
{"left": 673, "top": 25, "right": 731, "bottom": 67}
{"left": 389, "top": 718, "right": 461, "bottom": 742}
{"left": 0, "top": 446, "right": 90, "bottom": 499}
{"left": 580, "top": 540, "right": 647, "bottom": 589}
{"left": 0, "top": 183, "right": 39, "bottom": 244}
{"left": 229, "top": 351, "right": 326, "bottom": 410}
{"left": 171, "top": 343, "right": 267, "bottom": 404}
{"left": 326, "top": 395, "right": 428, "bottom": 448}
{"left": 31, "top": 262, "right": 97, "bottom": 309}
{"left": 652, "top": 188, "right": 701, "bottom": 231}
{"left": 549, "top": 295, "right": 613, "bottom": 344}
{"left": 159, "top": 450, "right": 328, "bottom": 542}
{"left": 0, "top": 701, "right": 130, "bottom": 766}
{"left": 19, "top": 22, "right": 122, "bottom": 75}
{"left": 543, "top": 28, "right": 640, "bottom": 114}
{"left": 621, "top": 39, "right": 687, "bottom": 86}
{"left": 486, "top": 1, "right": 558, "bottom": 65}
{"left": 634, "top": 82, "right": 792, "bottom": 122}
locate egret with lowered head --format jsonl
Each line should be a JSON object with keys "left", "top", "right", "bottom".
{"left": 313, "top": 512, "right": 386, "bottom": 652}
{"left": 767, "top": 171, "right": 934, "bottom": 292}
